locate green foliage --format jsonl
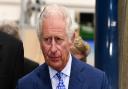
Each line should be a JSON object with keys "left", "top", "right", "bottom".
{"left": 80, "top": 24, "right": 94, "bottom": 40}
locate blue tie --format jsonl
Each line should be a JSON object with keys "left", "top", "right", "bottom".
{"left": 56, "top": 72, "right": 66, "bottom": 89}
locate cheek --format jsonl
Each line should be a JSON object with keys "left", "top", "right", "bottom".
{"left": 60, "top": 44, "right": 70, "bottom": 54}
{"left": 40, "top": 44, "right": 49, "bottom": 54}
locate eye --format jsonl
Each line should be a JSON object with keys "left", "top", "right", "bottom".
{"left": 43, "top": 37, "right": 52, "bottom": 44}
{"left": 43, "top": 38, "right": 48, "bottom": 41}
{"left": 56, "top": 37, "right": 61, "bottom": 40}
{"left": 55, "top": 37, "right": 63, "bottom": 44}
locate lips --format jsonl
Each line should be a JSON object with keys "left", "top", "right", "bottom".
{"left": 49, "top": 56, "right": 60, "bottom": 59}
{"left": 48, "top": 54, "right": 61, "bottom": 58}
{"left": 48, "top": 56, "right": 60, "bottom": 61}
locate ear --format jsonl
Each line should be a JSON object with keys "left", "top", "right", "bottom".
{"left": 69, "top": 33, "right": 75, "bottom": 46}
{"left": 71, "top": 32, "right": 76, "bottom": 43}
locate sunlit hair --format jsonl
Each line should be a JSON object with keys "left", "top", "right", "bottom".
{"left": 70, "top": 36, "right": 91, "bottom": 61}
{"left": 37, "top": 4, "right": 74, "bottom": 42}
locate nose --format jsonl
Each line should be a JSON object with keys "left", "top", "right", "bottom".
{"left": 50, "top": 38, "right": 57, "bottom": 53}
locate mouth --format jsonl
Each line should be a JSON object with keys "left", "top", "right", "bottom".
{"left": 48, "top": 56, "right": 61, "bottom": 61}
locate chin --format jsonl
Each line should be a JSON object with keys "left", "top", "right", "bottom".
{"left": 49, "top": 63, "right": 63, "bottom": 71}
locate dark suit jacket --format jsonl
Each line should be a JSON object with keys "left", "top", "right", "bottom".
{"left": 23, "top": 58, "right": 39, "bottom": 76}
{"left": 0, "top": 32, "right": 24, "bottom": 89}
{"left": 16, "top": 56, "right": 110, "bottom": 89}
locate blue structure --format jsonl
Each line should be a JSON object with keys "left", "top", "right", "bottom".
{"left": 95, "top": 0, "right": 118, "bottom": 89}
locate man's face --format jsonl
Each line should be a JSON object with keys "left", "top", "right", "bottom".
{"left": 40, "top": 15, "right": 71, "bottom": 71}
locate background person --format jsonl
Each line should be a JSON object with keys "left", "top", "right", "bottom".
{"left": 16, "top": 4, "right": 110, "bottom": 89}
{"left": 0, "top": 23, "right": 39, "bottom": 76}
{"left": 0, "top": 24, "right": 24, "bottom": 89}
{"left": 70, "top": 21, "right": 91, "bottom": 62}
{"left": 70, "top": 36, "right": 91, "bottom": 62}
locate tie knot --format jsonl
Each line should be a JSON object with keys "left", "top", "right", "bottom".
{"left": 56, "top": 72, "right": 63, "bottom": 80}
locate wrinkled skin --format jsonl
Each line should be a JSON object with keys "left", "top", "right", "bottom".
{"left": 40, "top": 14, "right": 73, "bottom": 71}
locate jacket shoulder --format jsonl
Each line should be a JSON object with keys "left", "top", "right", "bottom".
{"left": 17, "top": 64, "right": 46, "bottom": 88}
{"left": 72, "top": 58, "right": 109, "bottom": 89}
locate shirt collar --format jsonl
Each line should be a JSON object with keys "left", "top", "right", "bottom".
{"left": 49, "top": 53, "right": 72, "bottom": 79}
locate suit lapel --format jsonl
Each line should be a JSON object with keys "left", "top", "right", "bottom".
{"left": 37, "top": 57, "right": 89, "bottom": 89}
{"left": 68, "top": 56, "right": 88, "bottom": 89}
{"left": 37, "top": 64, "right": 52, "bottom": 89}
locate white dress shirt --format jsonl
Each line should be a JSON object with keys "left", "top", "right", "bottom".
{"left": 49, "top": 54, "right": 72, "bottom": 89}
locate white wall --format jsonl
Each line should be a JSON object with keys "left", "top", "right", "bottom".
{"left": 44, "top": 0, "right": 95, "bottom": 13}
{"left": 0, "top": 0, "right": 20, "bottom": 21}
{"left": 0, "top": 0, "right": 95, "bottom": 22}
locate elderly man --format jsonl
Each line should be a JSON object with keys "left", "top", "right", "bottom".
{"left": 17, "top": 4, "right": 110, "bottom": 89}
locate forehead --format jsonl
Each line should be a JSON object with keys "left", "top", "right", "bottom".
{"left": 41, "top": 15, "right": 67, "bottom": 36}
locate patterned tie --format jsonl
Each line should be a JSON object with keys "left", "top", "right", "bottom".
{"left": 56, "top": 72, "right": 66, "bottom": 89}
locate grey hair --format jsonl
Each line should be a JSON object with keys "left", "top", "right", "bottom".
{"left": 0, "top": 23, "right": 20, "bottom": 40}
{"left": 37, "top": 4, "right": 75, "bottom": 42}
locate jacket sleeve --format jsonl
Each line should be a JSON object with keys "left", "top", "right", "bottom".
{"left": 101, "top": 72, "right": 111, "bottom": 89}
